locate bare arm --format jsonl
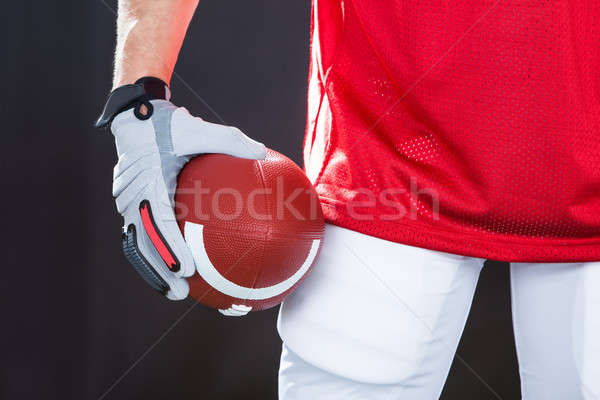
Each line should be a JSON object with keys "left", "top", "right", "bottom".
{"left": 113, "top": 0, "right": 199, "bottom": 89}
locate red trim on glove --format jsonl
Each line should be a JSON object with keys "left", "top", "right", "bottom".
{"left": 139, "top": 200, "right": 180, "bottom": 272}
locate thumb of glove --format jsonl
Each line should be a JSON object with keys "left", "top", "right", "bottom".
{"left": 170, "top": 107, "right": 266, "bottom": 160}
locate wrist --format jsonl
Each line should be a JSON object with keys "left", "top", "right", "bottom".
{"left": 95, "top": 77, "right": 170, "bottom": 129}
{"left": 113, "top": 70, "right": 172, "bottom": 91}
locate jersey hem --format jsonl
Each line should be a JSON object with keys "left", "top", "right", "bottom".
{"left": 318, "top": 196, "right": 600, "bottom": 263}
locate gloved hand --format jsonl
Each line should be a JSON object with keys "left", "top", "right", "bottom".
{"left": 96, "top": 77, "right": 266, "bottom": 300}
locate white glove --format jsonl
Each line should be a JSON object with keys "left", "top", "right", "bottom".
{"left": 110, "top": 100, "right": 266, "bottom": 300}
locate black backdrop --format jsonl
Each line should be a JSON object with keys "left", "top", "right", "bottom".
{"left": 2, "top": 1, "right": 520, "bottom": 399}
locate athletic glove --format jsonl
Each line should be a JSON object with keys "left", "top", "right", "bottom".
{"left": 95, "top": 77, "right": 266, "bottom": 300}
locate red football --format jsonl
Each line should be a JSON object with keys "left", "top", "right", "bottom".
{"left": 175, "top": 149, "right": 324, "bottom": 315}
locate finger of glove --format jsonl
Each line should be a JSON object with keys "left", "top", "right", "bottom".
{"left": 170, "top": 107, "right": 267, "bottom": 160}
{"left": 218, "top": 304, "right": 252, "bottom": 317}
{"left": 122, "top": 220, "right": 190, "bottom": 300}
{"left": 219, "top": 309, "right": 247, "bottom": 317}
{"left": 113, "top": 148, "right": 157, "bottom": 186}
{"left": 128, "top": 181, "right": 197, "bottom": 278}
{"left": 114, "top": 167, "right": 160, "bottom": 214}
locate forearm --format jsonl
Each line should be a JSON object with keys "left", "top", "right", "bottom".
{"left": 113, "top": 0, "right": 199, "bottom": 89}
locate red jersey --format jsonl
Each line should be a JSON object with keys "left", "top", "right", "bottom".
{"left": 303, "top": 0, "right": 600, "bottom": 262}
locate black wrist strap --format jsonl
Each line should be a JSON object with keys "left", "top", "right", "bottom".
{"left": 94, "top": 77, "right": 170, "bottom": 129}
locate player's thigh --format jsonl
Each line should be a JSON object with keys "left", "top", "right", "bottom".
{"left": 277, "top": 224, "right": 484, "bottom": 399}
{"left": 511, "top": 261, "right": 600, "bottom": 400}
{"left": 279, "top": 343, "right": 411, "bottom": 400}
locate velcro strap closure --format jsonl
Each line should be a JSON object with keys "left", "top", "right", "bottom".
{"left": 94, "top": 77, "right": 169, "bottom": 129}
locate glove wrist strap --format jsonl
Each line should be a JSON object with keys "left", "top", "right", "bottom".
{"left": 94, "top": 77, "right": 170, "bottom": 129}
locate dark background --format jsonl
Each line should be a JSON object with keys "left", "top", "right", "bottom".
{"left": 2, "top": 1, "right": 519, "bottom": 399}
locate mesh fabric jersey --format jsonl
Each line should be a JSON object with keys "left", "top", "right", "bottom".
{"left": 303, "top": 0, "right": 600, "bottom": 262}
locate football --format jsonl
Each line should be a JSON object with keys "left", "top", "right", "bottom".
{"left": 175, "top": 149, "right": 324, "bottom": 315}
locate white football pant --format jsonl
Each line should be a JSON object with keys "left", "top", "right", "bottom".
{"left": 278, "top": 224, "right": 600, "bottom": 399}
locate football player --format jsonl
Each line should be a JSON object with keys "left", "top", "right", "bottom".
{"left": 96, "top": 0, "right": 600, "bottom": 398}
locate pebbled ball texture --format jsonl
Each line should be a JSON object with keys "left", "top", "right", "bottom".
{"left": 175, "top": 149, "right": 324, "bottom": 311}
